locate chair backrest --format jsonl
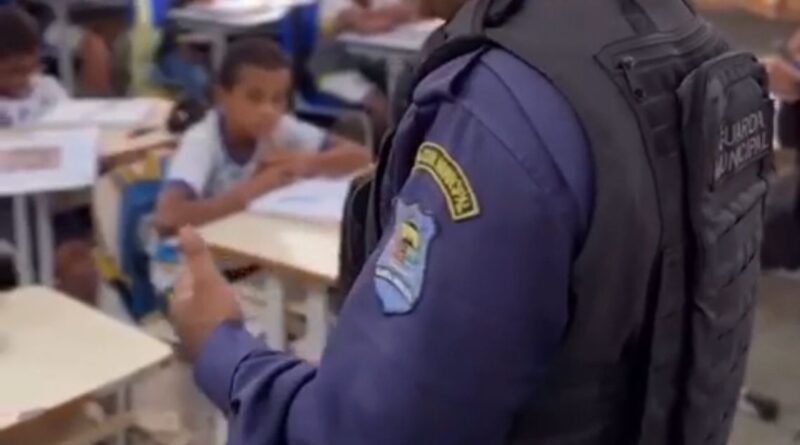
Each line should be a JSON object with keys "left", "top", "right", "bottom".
{"left": 134, "top": 0, "right": 172, "bottom": 28}
{"left": 93, "top": 171, "right": 123, "bottom": 264}
{"left": 128, "top": 0, "right": 176, "bottom": 95}
{"left": 93, "top": 151, "right": 171, "bottom": 321}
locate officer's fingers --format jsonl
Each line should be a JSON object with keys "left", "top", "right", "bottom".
{"left": 173, "top": 265, "right": 194, "bottom": 302}
{"left": 167, "top": 266, "right": 193, "bottom": 323}
{"left": 178, "top": 226, "right": 223, "bottom": 284}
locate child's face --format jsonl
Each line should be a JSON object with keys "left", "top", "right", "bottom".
{"left": 0, "top": 52, "right": 39, "bottom": 98}
{"left": 216, "top": 65, "right": 291, "bottom": 141}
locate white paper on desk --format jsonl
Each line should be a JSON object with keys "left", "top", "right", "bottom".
{"left": 35, "top": 99, "right": 154, "bottom": 129}
{"left": 0, "top": 127, "right": 99, "bottom": 196}
{"left": 176, "top": 0, "right": 307, "bottom": 24}
{"left": 193, "top": 0, "right": 311, "bottom": 12}
{"left": 248, "top": 177, "right": 352, "bottom": 222}
{"left": 318, "top": 71, "right": 373, "bottom": 103}
{"left": 339, "top": 19, "right": 444, "bottom": 53}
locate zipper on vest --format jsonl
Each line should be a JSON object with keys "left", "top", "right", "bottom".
{"left": 620, "top": 56, "right": 646, "bottom": 102}
{"left": 615, "top": 23, "right": 721, "bottom": 103}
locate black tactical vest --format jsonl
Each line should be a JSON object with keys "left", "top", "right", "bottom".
{"left": 341, "top": 0, "right": 775, "bottom": 443}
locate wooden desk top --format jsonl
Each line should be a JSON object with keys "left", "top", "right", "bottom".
{"left": 0, "top": 98, "right": 176, "bottom": 169}
{"left": 200, "top": 212, "right": 341, "bottom": 286}
{"left": 99, "top": 98, "right": 176, "bottom": 165}
{"left": 338, "top": 19, "right": 443, "bottom": 55}
{"left": 0, "top": 287, "right": 172, "bottom": 430}
{"left": 100, "top": 129, "right": 176, "bottom": 167}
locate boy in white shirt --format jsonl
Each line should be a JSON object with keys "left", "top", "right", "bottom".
{"left": 0, "top": 6, "right": 98, "bottom": 304}
{"left": 155, "top": 37, "right": 370, "bottom": 234}
{"left": 0, "top": 8, "right": 67, "bottom": 125}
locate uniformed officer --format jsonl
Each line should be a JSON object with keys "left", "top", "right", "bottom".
{"left": 170, "top": 0, "right": 774, "bottom": 444}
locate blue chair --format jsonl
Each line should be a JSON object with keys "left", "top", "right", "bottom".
{"left": 277, "top": 2, "right": 375, "bottom": 149}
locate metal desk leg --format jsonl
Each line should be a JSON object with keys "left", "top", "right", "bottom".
{"left": 294, "top": 287, "right": 330, "bottom": 363}
{"left": 210, "top": 30, "right": 228, "bottom": 71}
{"left": 12, "top": 195, "right": 33, "bottom": 284}
{"left": 262, "top": 277, "right": 287, "bottom": 351}
{"left": 214, "top": 411, "right": 227, "bottom": 445}
{"left": 53, "top": 2, "right": 76, "bottom": 93}
{"left": 115, "top": 385, "right": 132, "bottom": 445}
{"left": 34, "top": 194, "right": 55, "bottom": 286}
{"left": 386, "top": 58, "right": 404, "bottom": 104}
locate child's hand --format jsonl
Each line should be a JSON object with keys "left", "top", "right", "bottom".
{"left": 239, "top": 165, "right": 294, "bottom": 202}
{"left": 259, "top": 149, "right": 318, "bottom": 178}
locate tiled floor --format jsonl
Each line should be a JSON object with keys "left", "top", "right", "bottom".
{"left": 730, "top": 275, "right": 800, "bottom": 445}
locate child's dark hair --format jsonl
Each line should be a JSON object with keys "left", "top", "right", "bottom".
{"left": 217, "top": 38, "right": 289, "bottom": 90}
{"left": 0, "top": 6, "right": 40, "bottom": 60}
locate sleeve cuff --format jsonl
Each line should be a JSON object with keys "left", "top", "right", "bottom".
{"left": 193, "top": 320, "right": 264, "bottom": 412}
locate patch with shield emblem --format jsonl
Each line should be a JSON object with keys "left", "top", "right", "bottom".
{"left": 374, "top": 200, "right": 437, "bottom": 315}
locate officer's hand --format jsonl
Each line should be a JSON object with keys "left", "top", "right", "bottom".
{"left": 764, "top": 57, "right": 800, "bottom": 102}
{"left": 169, "top": 227, "right": 242, "bottom": 362}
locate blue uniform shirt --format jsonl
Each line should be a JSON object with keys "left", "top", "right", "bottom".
{"left": 194, "top": 47, "right": 594, "bottom": 444}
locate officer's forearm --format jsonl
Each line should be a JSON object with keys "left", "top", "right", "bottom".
{"left": 193, "top": 321, "right": 314, "bottom": 416}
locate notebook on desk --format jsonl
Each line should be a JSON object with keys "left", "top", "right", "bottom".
{"left": 339, "top": 19, "right": 444, "bottom": 53}
{"left": 248, "top": 177, "right": 353, "bottom": 223}
{"left": 0, "top": 127, "right": 99, "bottom": 196}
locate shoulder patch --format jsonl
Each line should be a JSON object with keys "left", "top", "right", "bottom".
{"left": 374, "top": 200, "right": 437, "bottom": 315}
{"left": 414, "top": 142, "right": 480, "bottom": 221}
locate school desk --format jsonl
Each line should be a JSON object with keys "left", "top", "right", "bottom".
{"left": 0, "top": 286, "right": 172, "bottom": 444}
{"left": 199, "top": 212, "right": 340, "bottom": 362}
{"left": 0, "top": 128, "right": 99, "bottom": 286}
{"left": 98, "top": 98, "right": 176, "bottom": 168}
{"left": 338, "top": 19, "right": 443, "bottom": 101}
{"left": 27, "top": 0, "right": 129, "bottom": 93}
{"left": 168, "top": 0, "right": 313, "bottom": 69}
{"left": 100, "top": 128, "right": 176, "bottom": 171}
{"left": 6, "top": 97, "right": 174, "bottom": 286}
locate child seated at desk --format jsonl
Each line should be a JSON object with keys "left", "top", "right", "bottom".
{"left": 0, "top": 6, "right": 97, "bottom": 304}
{"left": 8, "top": 0, "right": 115, "bottom": 95}
{"left": 154, "top": 37, "right": 370, "bottom": 234}
{"left": 129, "top": 0, "right": 214, "bottom": 101}
{"left": 321, "top": 0, "right": 416, "bottom": 36}
{"left": 310, "top": 0, "right": 418, "bottom": 138}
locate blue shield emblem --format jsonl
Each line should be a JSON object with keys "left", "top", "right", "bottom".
{"left": 374, "top": 200, "right": 437, "bottom": 315}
